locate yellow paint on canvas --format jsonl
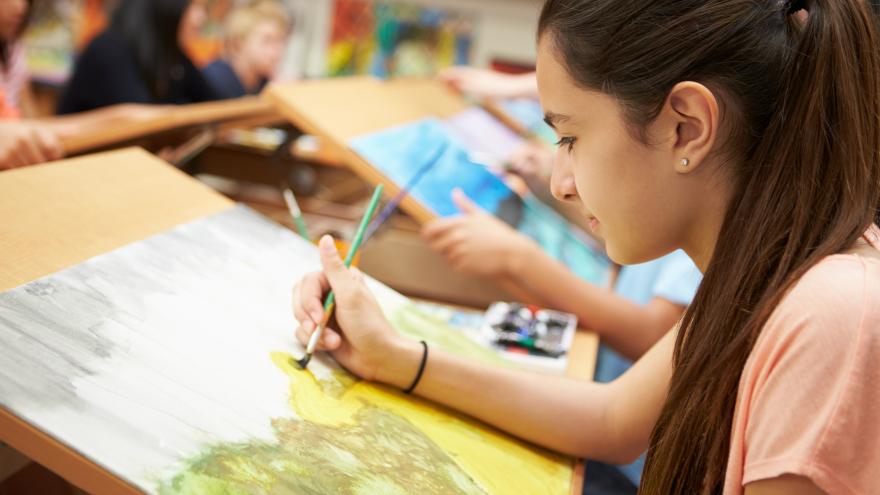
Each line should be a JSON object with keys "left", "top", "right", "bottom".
{"left": 272, "top": 353, "right": 572, "bottom": 495}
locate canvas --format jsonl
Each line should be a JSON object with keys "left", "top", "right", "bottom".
{"left": 0, "top": 205, "right": 571, "bottom": 494}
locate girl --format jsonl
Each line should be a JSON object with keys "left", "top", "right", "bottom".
{"left": 58, "top": 0, "right": 218, "bottom": 114}
{"left": 293, "top": 1, "right": 880, "bottom": 493}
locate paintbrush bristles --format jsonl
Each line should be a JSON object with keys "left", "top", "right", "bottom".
{"left": 295, "top": 354, "right": 312, "bottom": 370}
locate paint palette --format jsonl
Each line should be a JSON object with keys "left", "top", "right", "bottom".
{"left": 482, "top": 302, "right": 577, "bottom": 372}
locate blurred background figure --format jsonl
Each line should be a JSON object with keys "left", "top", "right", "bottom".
{"left": 58, "top": 0, "right": 219, "bottom": 114}
{"left": 203, "top": 0, "right": 291, "bottom": 99}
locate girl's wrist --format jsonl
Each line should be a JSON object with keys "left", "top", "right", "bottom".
{"left": 375, "top": 337, "right": 425, "bottom": 391}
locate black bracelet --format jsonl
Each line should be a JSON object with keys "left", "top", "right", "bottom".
{"left": 404, "top": 340, "right": 428, "bottom": 395}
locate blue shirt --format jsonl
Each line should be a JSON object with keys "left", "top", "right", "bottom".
{"left": 594, "top": 249, "right": 702, "bottom": 485}
{"left": 202, "top": 59, "right": 266, "bottom": 100}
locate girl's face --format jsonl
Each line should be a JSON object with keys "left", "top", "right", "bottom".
{"left": 236, "top": 20, "right": 287, "bottom": 79}
{"left": 536, "top": 37, "right": 719, "bottom": 266}
{"left": 0, "top": 0, "right": 28, "bottom": 41}
{"left": 178, "top": 0, "right": 207, "bottom": 47}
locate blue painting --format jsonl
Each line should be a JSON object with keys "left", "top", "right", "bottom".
{"left": 350, "top": 117, "right": 515, "bottom": 217}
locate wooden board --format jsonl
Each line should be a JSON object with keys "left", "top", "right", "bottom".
{"left": 0, "top": 147, "right": 233, "bottom": 291}
{"left": 0, "top": 147, "right": 233, "bottom": 494}
{"left": 60, "top": 97, "right": 277, "bottom": 156}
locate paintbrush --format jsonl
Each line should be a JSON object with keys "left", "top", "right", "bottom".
{"left": 295, "top": 183, "right": 385, "bottom": 370}
{"left": 281, "top": 184, "right": 311, "bottom": 241}
{"left": 364, "top": 140, "right": 449, "bottom": 242}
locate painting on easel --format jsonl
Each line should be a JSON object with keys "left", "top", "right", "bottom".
{"left": 0, "top": 205, "right": 572, "bottom": 494}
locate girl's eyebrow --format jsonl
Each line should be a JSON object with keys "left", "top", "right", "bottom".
{"left": 543, "top": 111, "right": 571, "bottom": 129}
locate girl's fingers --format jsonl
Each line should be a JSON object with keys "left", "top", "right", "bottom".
{"left": 295, "top": 325, "right": 311, "bottom": 346}
{"left": 421, "top": 216, "right": 463, "bottom": 240}
{"left": 320, "top": 328, "right": 342, "bottom": 349}
{"left": 300, "top": 273, "right": 330, "bottom": 322}
{"left": 292, "top": 285, "right": 309, "bottom": 323}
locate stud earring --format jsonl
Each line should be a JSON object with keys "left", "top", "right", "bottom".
{"left": 681, "top": 158, "right": 690, "bottom": 167}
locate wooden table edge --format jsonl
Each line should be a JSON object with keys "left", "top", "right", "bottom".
{"left": 0, "top": 406, "right": 141, "bottom": 494}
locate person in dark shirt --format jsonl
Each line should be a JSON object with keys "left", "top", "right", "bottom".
{"left": 202, "top": 0, "right": 290, "bottom": 99}
{"left": 58, "top": 0, "right": 219, "bottom": 114}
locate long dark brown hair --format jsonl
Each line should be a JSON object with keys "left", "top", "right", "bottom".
{"left": 109, "top": 0, "right": 192, "bottom": 99}
{"left": 539, "top": 0, "right": 880, "bottom": 493}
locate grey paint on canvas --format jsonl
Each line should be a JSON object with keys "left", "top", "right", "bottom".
{"left": 0, "top": 205, "right": 330, "bottom": 489}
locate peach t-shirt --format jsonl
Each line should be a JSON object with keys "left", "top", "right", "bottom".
{"left": 724, "top": 225, "right": 880, "bottom": 494}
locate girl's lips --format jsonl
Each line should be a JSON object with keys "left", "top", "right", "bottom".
{"left": 589, "top": 217, "right": 600, "bottom": 232}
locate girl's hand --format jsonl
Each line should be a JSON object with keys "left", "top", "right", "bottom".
{"left": 422, "top": 189, "right": 537, "bottom": 278}
{"left": 292, "top": 236, "right": 420, "bottom": 387}
{"left": 0, "top": 123, "right": 63, "bottom": 170}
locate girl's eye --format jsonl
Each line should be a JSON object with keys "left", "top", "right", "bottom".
{"left": 555, "top": 136, "right": 577, "bottom": 152}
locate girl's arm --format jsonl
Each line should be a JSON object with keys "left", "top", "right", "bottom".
{"left": 379, "top": 329, "right": 675, "bottom": 462}
{"left": 293, "top": 236, "right": 675, "bottom": 462}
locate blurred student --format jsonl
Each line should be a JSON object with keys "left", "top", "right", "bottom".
{"left": 58, "top": 0, "right": 219, "bottom": 114}
{"left": 202, "top": 0, "right": 290, "bottom": 99}
{"left": 0, "top": 0, "right": 166, "bottom": 170}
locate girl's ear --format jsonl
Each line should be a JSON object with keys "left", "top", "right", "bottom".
{"left": 659, "top": 81, "right": 720, "bottom": 174}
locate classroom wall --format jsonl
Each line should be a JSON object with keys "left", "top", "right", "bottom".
{"left": 279, "top": 0, "right": 542, "bottom": 79}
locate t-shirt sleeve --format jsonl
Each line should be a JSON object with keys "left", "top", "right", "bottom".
{"left": 740, "top": 260, "right": 880, "bottom": 494}
{"left": 651, "top": 250, "right": 702, "bottom": 306}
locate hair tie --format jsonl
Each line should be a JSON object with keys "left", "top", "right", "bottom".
{"left": 785, "top": 0, "right": 808, "bottom": 15}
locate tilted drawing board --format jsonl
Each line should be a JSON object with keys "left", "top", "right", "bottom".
{"left": 60, "top": 97, "right": 279, "bottom": 156}
{"left": 266, "top": 77, "right": 610, "bottom": 285}
{"left": 0, "top": 148, "right": 579, "bottom": 494}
